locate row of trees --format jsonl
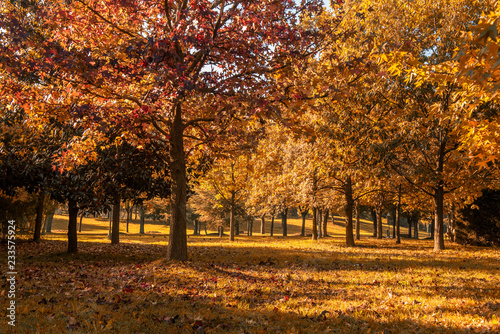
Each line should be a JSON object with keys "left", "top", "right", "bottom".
{"left": 1, "top": 0, "right": 499, "bottom": 259}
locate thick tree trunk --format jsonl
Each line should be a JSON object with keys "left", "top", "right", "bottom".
{"left": 193, "top": 219, "right": 199, "bottom": 235}
{"left": 371, "top": 208, "right": 377, "bottom": 237}
{"left": 317, "top": 209, "right": 323, "bottom": 238}
{"left": 260, "top": 214, "right": 265, "bottom": 234}
{"left": 43, "top": 211, "right": 54, "bottom": 234}
{"left": 355, "top": 201, "right": 360, "bottom": 240}
{"left": 33, "top": 191, "right": 45, "bottom": 243}
{"left": 434, "top": 185, "right": 445, "bottom": 251}
{"left": 312, "top": 207, "right": 318, "bottom": 240}
{"left": 301, "top": 210, "right": 307, "bottom": 237}
{"left": 68, "top": 199, "right": 78, "bottom": 253}
{"left": 139, "top": 206, "right": 145, "bottom": 234}
{"left": 111, "top": 194, "right": 120, "bottom": 245}
{"left": 344, "top": 176, "right": 355, "bottom": 247}
{"left": 323, "top": 209, "right": 329, "bottom": 237}
{"left": 376, "top": 207, "right": 383, "bottom": 239}
{"left": 219, "top": 226, "right": 224, "bottom": 238}
{"left": 167, "top": 104, "right": 188, "bottom": 260}
{"left": 396, "top": 184, "right": 401, "bottom": 244}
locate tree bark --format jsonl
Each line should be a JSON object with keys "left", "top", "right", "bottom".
{"left": 414, "top": 214, "right": 419, "bottom": 239}
{"left": 68, "top": 199, "right": 78, "bottom": 253}
{"left": 396, "top": 184, "right": 401, "bottom": 244}
{"left": 33, "top": 190, "right": 45, "bottom": 243}
{"left": 323, "top": 209, "right": 329, "bottom": 237}
{"left": 317, "top": 208, "right": 323, "bottom": 238}
{"left": 344, "top": 176, "right": 355, "bottom": 247}
{"left": 167, "top": 103, "right": 188, "bottom": 260}
{"left": 376, "top": 207, "right": 383, "bottom": 239}
{"left": 448, "top": 204, "right": 455, "bottom": 242}
{"left": 270, "top": 214, "right": 274, "bottom": 237}
{"left": 43, "top": 210, "right": 54, "bottom": 234}
{"left": 139, "top": 206, "right": 145, "bottom": 234}
{"left": 355, "top": 200, "right": 360, "bottom": 240}
{"left": 371, "top": 208, "right": 377, "bottom": 237}
{"left": 281, "top": 207, "right": 287, "bottom": 237}
{"left": 300, "top": 208, "right": 307, "bottom": 237}
{"left": 229, "top": 193, "right": 235, "bottom": 241}
{"left": 193, "top": 219, "right": 199, "bottom": 235}
{"left": 408, "top": 214, "right": 412, "bottom": 238}
{"left": 260, "top": 214, "right": 265, "bottom": 234}
{"left": 312, "top": 207, "right": 318, "bottom": 240}
{"left": 434, "top": 185, "right": 445, "bottom": 251}
{"left": 111, "top": 194, "right": 120, "bottom": 245}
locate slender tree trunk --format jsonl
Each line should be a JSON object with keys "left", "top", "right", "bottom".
{"left": 434, "top": 185, "right": 445, "bottom": 251}
{"left": 235, "top": 219, "right": 239, "bottom": 235}
{"left": 344, "top": 176, "right": 355, "bottom": 247}
{"left": 139, "top": 206, "right": 145, "bottom": 234}
{"left": 414, "top": 214, "right": 419, "bottom": 239}
{"left": 134, "top": 205, "right": 138, "bottom": 220}
{"left": 376, "top": 207, "right": 383, "bottom": 239}
{"left": 408, "top": 214, "right": 412, "bottom": 238}
{"left": 44, "top": 210, "right": 54, "bottom": 234}
{"left": 193, "top": 219, "right": 199, "bottom": 235}
{"left": 355, "top": 201, "right": 361, "bottom": 240}
{"left": 108, "top": 210, "right": 112, "bottom": 239}
{"left": 312, "top": 207, "right": 318, "bottom": 240}
{"left": 317, "top": 208, "right": 323, "bottom": 238}
{"left": 125, "top": 202, "right": 130, "bottom": 233}
{"left": 229, "top": 193, "right": 235, "bottom": 241}
{"left": 111, "top": 194, "right": 120, "bottom": 245}
{"left": 204, "top": 222, "right": 208, "bottom": 235}
{"left": 79, "top": 211, "right": 84, "bottom": 233}
{"left": 68, "top": 199, "right": 78, "bottom": 253}
{"left": 301, "top": 210, "right": 307, "bottom": 237}
{"left": 33, "top": 190, "right": 45, "bottom": 243}
{"left": 449, "top": 204, "right": 455, "bottom": 242}
{"left": 281, "top": 208, "right": 287, "bottom": 237}
{"left": 396, "top": 184, "right": 401, "bottom": 244}
{"left": 323, "top": 209, "right": 329, "bottom": 237}
{"left": 371, "top": 208, "right": 377, "bottom": 237}
{"left": 270, "top": 214, "right": 274, "bottom": 237}
{"left": 260, "top": 214, "right": 265, "bottom": 234}
{"left": 167, "top": 103, "right": 188, "bottom": 260}
{"left": 392, "top": 207, "right": 396, "bottom": 238}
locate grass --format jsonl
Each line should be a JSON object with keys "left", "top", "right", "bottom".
{"left": 2, "top": 216, "right": 497, "bottom": 333}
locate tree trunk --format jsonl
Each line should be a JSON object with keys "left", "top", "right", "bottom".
{"left": 376, "top": 207, "right": 383, "bottom": 239}
{"left": 449, "top": 204, "right": 456, "bottom": 242}
{"left": 167, "top": 103, "right": 188, "bottom": 261}
{"left": 68, "top": 199, "right": 78, "bottom": 253}
{"left": 317, "top": 208, "right": 323, "bottom": 238}
{"left": 355, "top": 201, "right": 360, "bottom": 240}
{"left": 371, "top": 208, "right": 377, "bottom": 237}
{"left": 44, "top": 211, "right": 54, "bottom": 234}
{"left": 229, "top": 195, "right": 235, "bottom": 241}
{"left": 193, "top": 219, "right": 199, "bottom": 235}
{"left": 108, "top": 210, "right": 112, "bottom": 239}
{"left": 281, "top": 208, "right": 287, "bottom": 237}
{"left": 392, "top": 207, "right": 396, "bottom": 238}
{"left": 434, "top": 185, "right": 445, "bottom": 251}
{"left": 344, "top": 176, "right": 355, "bottom": 247}
{"left": 396, "top": 184, "right": 401, "bottom": 244}
{"left": 323, "top": 209, "right": 329, "bottom": 237}
{"left": 79, "top": 211, "right": 84, "bottom": 233}
{"left": 312, "top": 207, "right": 318, "bottom": 240}
{"left": 235, "top": 219, "right": 239, "bottom": 235}
{"left": 111, "top": 194, "right": 120, "bottom": 245}
{"left": 270, "top": 214, "right": 274, "bottom": 236}
{"left": 33, "top": 190, "right": 45, "bottom": 243}
{"left": 139, "top": 206, "right": 145, "bottom": 234}
{"left": 125, "top": 201, "right": 130, "bottom": 233}
{"left": 414, "top": 214, "right": 419, "bottom": 239}
{"left": 260, "top": 214, "right": 265, "bottom": 234}
{"left": 408, "top": 214, "right": 412, "bottom": 239}
{"left": 204, "top": 222, "right": 208, "bottom": 235}
{"left": 300, "top": 210, "right": 307, "bottom": 237}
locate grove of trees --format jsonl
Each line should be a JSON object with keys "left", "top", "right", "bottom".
{"left": 1, "top": 0, "right": 499, "bottom": 257}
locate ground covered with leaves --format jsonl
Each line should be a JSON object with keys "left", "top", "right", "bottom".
{"left": 2, "top": 237, "right": 499, "bottom": 333}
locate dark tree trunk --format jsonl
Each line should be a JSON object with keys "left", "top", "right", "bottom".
{"left": 219, "top": 226, "right": 224, "bottom": 238}
{"left": 204, "top": 222, "right": 208, "bottom": 235}
{"left": 33, "top": 191, "right": 45, "bottom": 243}
{"left": 371, "top": 208, "right": 377, "bottom": 237}
{"left": 434, "top": 185, "right": 445, "bottom": 251}
{"left": 167, "top": 103, "right": 188, "bottom": 260}
{"left": 323, "top": 209, "right": 329, "bottom": 237}
{"left": 260, "top": 214, "right": 265, "bottom": 234}
{"left": 111, "top": 194, "right": 120, "bottom": 245}
{"left": 448, "top": 204, "right": 456, "bottom": 242}
{"left": 229, "top": 194, "right": 235, "bottom": 241}
{"left": 235, "top": 219, "right": 239, "bottom": 235}
{"left": 139, "top": 206, "right": 145, "bottom": 234}
{"left": 392, "top": 207, "right": 396, "bottom": 238}
{"left": 43, "top": 210, "right": 54, "bottom": 234}
{"left": 68, "top": 199, "right": 78, "bottom": 253}
{"left": 355, "top": 200, "right": 361, "bottom": 240}
{"left": 317, "top": 208, "right": 323, "bottom": 238}
{"left": 79, "top": 211, "right": 84, "bottom": 233}
{"left": 270, "top": 214, "right": 274, "bottom": 236}
{"left": 125, "top": 201, "right": 131, "bottom": 233}
{"left": 281, "top": 208, "right": 288, "bottom": 237}
{"left": 414, "top": 214, "right": 419, "bottom": 239}
{"left": 408, "top": 214, "right": 412, "bottom": 238}
{"left": 376, "top": 207, "right": 383, "bottom": 239}
{"left": 300, "top": 209, "right": 307, "bottom": 237}
{"left": 396, "top": 184, "right": 401, "bottom": 244}
{"left": 193, "top": 219, "right": 199, "bottom": 235}
{"left": 312, "top": 207, "right": 318, "bottom": 240}
{"left": 344, "top": 176, "right": 355, "bottom": 247}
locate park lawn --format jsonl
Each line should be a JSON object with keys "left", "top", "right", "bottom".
{"left": 3, "top": 224, "right": 497, "bottom": 333}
